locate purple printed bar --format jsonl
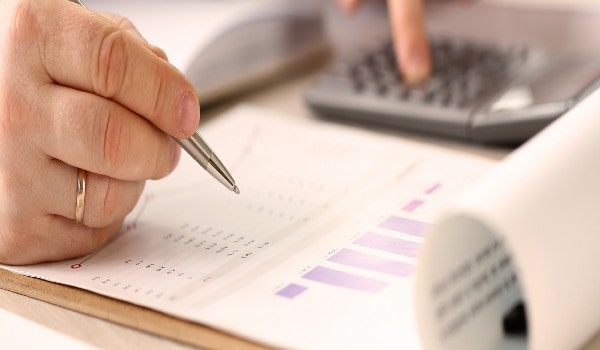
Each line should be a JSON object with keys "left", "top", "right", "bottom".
{"left": 302, "top": 266, "right": 388, "bottom": 293}
{"left": 402, "top": 199, "right": 424, "bottom": 213}
{"left": 378, "top": 216, "right": 429, "bottom": 237}
{"left": 328, "top": 249, "right": 412, "bottom": 277}
{"left": 354, "top": 232, "right": 419, "bottom": 258}
{"left": 425, "top": 182, "right": 442, "bottom": 195}
{"left": 276, "top": 283, "right": 308, "bottom": 299}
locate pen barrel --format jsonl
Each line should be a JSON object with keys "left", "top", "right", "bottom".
{"left": 176, "top": 135, "right": 211, "bottom": 169}
{"left": 175, "top": 133, "right": 237, "bottom": 192}
{"left": 68, "top": 0, "right": 87, "bottom": 8}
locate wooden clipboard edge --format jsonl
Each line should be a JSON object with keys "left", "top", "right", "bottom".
{"left": 0, "top": 268, "right": 270, "bottom": 350}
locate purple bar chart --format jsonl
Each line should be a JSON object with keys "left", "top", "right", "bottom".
{"left": 276, "top": 283, "right": 308, "bottom": 299}
{"left": 328, "top": 249, "right": 412, "bottom": 277}
{"left": 402, "top": 199, "right": 424, "bottom": 213}
{"left": 378, "top": 216, "right": 429, "bottom": 237}
{"left": 354, "top": 232, "right": 419, "bottom": 258}
{"left": 276, "top": 181, "right": 441, "bottom": 299}
{"left": 302, "top": 266, "right": 389, "bottom": 293}
{"left": 425, "top": 182, "right": 442, "bottom": 195}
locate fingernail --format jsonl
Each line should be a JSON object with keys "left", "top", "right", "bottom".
{"left": 179, "top": 92, "right": 199, "bottom": 136}
{"left": 170, "top": 139, "right": 181, "bottom": 172}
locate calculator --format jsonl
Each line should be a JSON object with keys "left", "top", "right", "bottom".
{"left": 304, "top": 38, "right": 600, "bottom": 144}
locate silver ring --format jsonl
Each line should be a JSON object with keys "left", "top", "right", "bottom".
{"left": 75, "top": 168, "right": 87, "bottom": 224}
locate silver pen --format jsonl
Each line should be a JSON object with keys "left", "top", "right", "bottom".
{"left": 68, "top": 0, "right": 239, "bottom": 194}
{"left": 176, "top": 136, "right": 239, "bottom": 194}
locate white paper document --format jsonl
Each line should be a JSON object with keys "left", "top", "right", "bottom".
{"left": 3, "top": 105, "right": 494, "bottom": 349}
{"left": 6, "top": 88, "right": 600, "bottom": 348}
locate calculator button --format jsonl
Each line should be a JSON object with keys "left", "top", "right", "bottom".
{"left": 357, "top": 81, "right": 385, "bottom": 96}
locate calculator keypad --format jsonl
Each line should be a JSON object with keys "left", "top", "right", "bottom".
{"left": 319, "top": 39, "right": 528, "bottom": 110}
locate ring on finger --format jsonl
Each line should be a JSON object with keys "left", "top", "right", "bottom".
{"left": 75, "top": 168, "right": 87, "bottom": 224}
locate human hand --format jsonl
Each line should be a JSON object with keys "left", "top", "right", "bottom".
{"left": 337, "top": 0, "right": 432, "bottom": 84}
{"left": 0, "top": 0, "right": 199, "bottom": 264}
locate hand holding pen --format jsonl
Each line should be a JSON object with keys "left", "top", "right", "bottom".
{"left": 70, "top": 0, "right": 238, "bottom": 194}
{"left": 0, "top": 0, "right": 235, "bottom": 265}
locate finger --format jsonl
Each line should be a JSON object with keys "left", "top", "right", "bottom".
{"left": 38, "top": 84, "right": 181, "bottom": 181}
{"left": 387, "top": 0, "right": 432, "bottom": 84}
{"left": 100, "top": 12, "right": 168, "bottom": 61}
{"left": 32, "top": 158, "right": 144, "bottom": 228}
{"left": 0, "top": 216, "right": 122, "bottom": 265}
{"left": 49, "top": 216, "right": 123, "bottom": 263}
{"left": 41, "top": 1, "right": 199, "bottom": 138}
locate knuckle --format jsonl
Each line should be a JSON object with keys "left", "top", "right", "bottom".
{"left": 98, "top": 179, "right": 143, "bottom": 226}
{"left": 150, "top": 71, "right": 167, "bottom": 119}
{"left": 100, "top": 177, "right": 122, "bottom": 222}
{"left": 95, "top": 105, "right": 131, "bottom": 174}
{"left": 114, "top": 17, "right": 135, "bottom": 31}
{"left": 86, "top": 175, "right": 121, "bottom": 225}
{"left": 93, "top": 28, "right": 128, "bottom": 98}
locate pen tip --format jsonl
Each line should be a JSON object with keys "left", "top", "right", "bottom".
{"left": 233, "top": 185, "right": 240, "bottom": 194}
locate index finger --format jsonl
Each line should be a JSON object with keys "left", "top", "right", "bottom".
{"left": 40, "top": 1, "right": 199, "bottom": 138}
{"left": 387, "top": 0, "right": 432, "bottom": 84}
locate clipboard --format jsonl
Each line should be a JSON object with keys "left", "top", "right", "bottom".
{"left": 0, "top": 269, "right": 267, "bottom": 349}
